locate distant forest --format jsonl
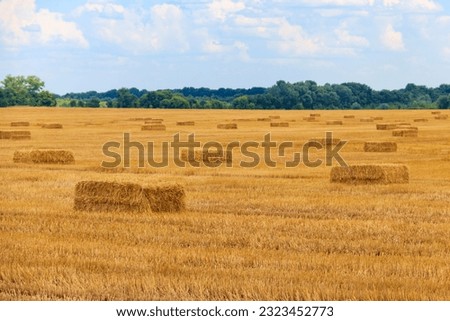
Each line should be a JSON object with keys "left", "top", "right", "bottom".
{"left": 1, "top": 75, "right": 450, "bottom": 109}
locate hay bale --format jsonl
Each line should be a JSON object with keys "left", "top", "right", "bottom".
{"left": 330, "top": 164, "right": 409, "bottom": 184}
{"left": 13, "top": 151, "right": 33, "bottom": 163}
{"left": 143, "top": 184, "right": 185, "bottom": 212}
{"left": 310, "top": 113, "right": 321, "bottom": 117}
{"left": 11, "top": 121, "right": 30, "bottom": 127}
{"left": 395, "top": 122, "right": 411, "bottom": 126}
{"left": 141, "top": 124, "right": 166, "bottom": 131}
{"left": 303, "top": 117, "right": 317, "bottom": 122}
{"left": 232, "top": 118, "right": 253, "bottom": 121}
{"left": 29, "top": 150, "right": 75, "bottom": 164}
{"left": 74, "top": 181, "right": 151, "bottom": 212}
{"left": 326, "top": 120, "right": 343, "bottom": 125}
{"left": 257, "top": 118, "right": 271, "bottom": 121}
{"left": 431, "top": 111, "right": 441, "bottom": 115}
{"left": 270, "top": 122, "right": 289, "bottom": 127}
{"left": 0, "top": 131, "right": 31, "bottom": 140}
{"left": 364, "top": 142, "right": 397, "bottom": 152}
{"left": 145, "top": 119, "right": 163, "bottom": 124}
{"left": 42, "top": 123, "right": 63, "bottom": 129}
{"left": 269, "top": 115, "right": 281, "bottom": 119}
{"left": 180, "top": 149, "right": 232, "bottom": 166}
{"left": 392, "top": 129, "right": 418, "bottom": 137}
{"left": 217, "top": 123, "right": 237, "bottom": 129}
{"left": 373, "top": 116, "right": 384, "bottom": 121}
{"left": 435, "top": 115, "right": 448, "bottom": 120}
{"left": 128, "top": 117, "right": 144, "bottom": 121}
{"left": 414, "top": 118, "right": 428, "bottom": 122}
{"left": 344, "top": 115, "right": 355, "bottom": 119}
{"left": 376, "top": 123, "right": 398, "bottom": 130}
{"left": 176, "top": 121, "right": 195, "bottom": 126}
{"left": 360, "top": 118, "right": 374, "bottom": 122}
{"left": 397, "top": 126, "right": 418, "bottom": 130}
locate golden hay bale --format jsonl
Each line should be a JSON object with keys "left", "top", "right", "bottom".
{"left": 142, "top": 124, "right": 166, "bottom": 131}
{"left": 376, "top": 123, "right": 398, "bottom": 130}
{"left": 397, "top": 126, "right": 418, "bottom": 130}
{"left": 364, "top": 142, "right": 397, "bottom": 152}
{"left": 232, "top": 118, "right": 253, "bottom": 121}
{"left": 257, "top": 118, "right": 271, "bottom": 121}
{"left": 373, "top": 116, "right": 384, "bottom": 120}
{"left": 435, "top": 115, "right": 448, "bottom": 120}
{"left": 143, "top": 184, "right": 186, "bottom": 212}
{"left": 180, "top": 149, "right": 232, "bottom": 166}
{"left": 330, "top": 164, "right": 409, "bottom": 184}
{"left": 11, "top": 121, "right": 30, "bottom": 127}
{"left": 41, "top": 123, "right": 63, "bottom": 129}
{"left": 0, "top": 130, "right": 31, "bottom": 140}
{"left": 128, "top": 117, "right": 144, "bottom": 121}
{"left": 176, "top": 121, "right": 195, "bottom": 126}
{"left": 326, "top": 120, "right": 343, "bottom": 125}
{"left": 392, "top": 129, "right": 418, "bottom": 137}
{"left": 310, "top": 113, "right": 321, "bottom": 117}
{"left": 414, "top": 118, "right": 428, "bottom": 122}
{"left": 344, "top": 115, "right": 355, "bottom": 119}
{"left": 303, "top": 117, "right": 317, "bottom": 122}
{"left": 13, "top": 151, "right": 33, "bottom": 163}
{"left": 217, "top": 123, "right": 237, "bottom": 129}
{"left": 431, "top": 111, "right": 441, "bottom": 115}
{"left": 269, "top": 115, "right": 281, "bottom": 119}
{"left": 395, "top": 122, "right": 411, "bottom": 126}
{"left": 270, "top": 122, "right": 289, "bottom": 127}
{"left": 360, "top": 118, "right": 374, "bottom": 122}
{"left": 28, "top": 150, "right": 75, "bottom": 164}
{"left": 74, "top": 181, "right": 151, "bottom": 212}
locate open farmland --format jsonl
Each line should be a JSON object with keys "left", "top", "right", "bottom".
{"left": 0, "top": 107, "right": 449, "bottom": 300}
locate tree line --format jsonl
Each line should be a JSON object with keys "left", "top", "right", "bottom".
{"left": 2, "top": 75, "right": 450, "bottom": 109}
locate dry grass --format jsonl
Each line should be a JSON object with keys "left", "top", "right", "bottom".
{"left": 217, "top": 123, "right": 238, "bottom": 129}
{"left": 308, "top": 137, "right": 341, "bottom": 146}
{"left": 435, "top": 115, "right": 448, "bottom": 120}
{"left": 1, "top": 107, "right": 449, "bottom": 301}
{"left": 364, "top": 142, "right": 397, "bottom": 152}
{"left": 303, "top": 116, "right": 317, "bottom": 122}
{"left": 269, "top": 115, "right": 281, "bottom": 119}
{"left": 330, "top": 164, "right": 409, "bottom": 184}
{"left": 344, "top": 115, "right": 355, "bottom": 119}
{"left": 360, "top": 117, "right": 374, "bottom": 122}
{"left": 141, "top": 124, "right": 166, "bottom": 131}
{"left": 143, "top": 184, "right": 186, "bottom": 212}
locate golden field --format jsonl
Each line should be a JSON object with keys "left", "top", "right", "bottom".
{"left": 0, "top": 107, "right": 449, "bottom": 300}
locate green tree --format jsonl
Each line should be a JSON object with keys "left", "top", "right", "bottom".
{"left": 37, "top": 91, "right": 57, "bottom": 106}
{"left": 69, "top": 100, "right": 77, "bottom": 107}
{"left": 436, "top": 95, "right": 450, "bottom": 109}
{"left": 117, "top": 88, "right": 138, "bottom": 108}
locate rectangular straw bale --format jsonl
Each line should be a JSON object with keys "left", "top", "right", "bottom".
{"left": 41, "top": 123, "right": 63, "bottom": 129}
{"left": 257, "top": 118, "right": 271, "bottom": 121}
{"left": 392, "top": 129, "right": 418, "bottom": 137}
{"left": 373, "top": 117, "right": 384, "bottom": 120}
{"left": 143, "top": 184, "right": 186, "bottom": 212}
{"left": 145, "top": 120, "right": 163, "bottom": 124}
{"left": 270, "top": 122, "right": 289, "bottom": 127}
{"left": 0, "top": 131, "right": 11, "bottom": 139}
{"left": 364, "top": 142, "right": 397, "bottom": 152}
{"left": 176, "top": 121, "right": 195, "bottom": 126}
{"left": 29, "top": 150, "right": 75, "bottom": 164}
{"left": 269, "top": 115, "right": 281, "bottom": 119}
{"left": 180, "top": 149, "right": 232, "bottom": 166}
{"left": 11, "top": 122, "right": 30, "bottom": 127}
{"left": 435, "top": 115, "right": 448, "bottom": 120}
{"left": 330, "top": 164, "right": 409, "bottom": 184}
{"left": 13, "top": 151, "right": 33, "bottom": 163}
{"left": 74, "top": 181, "right": 151, "bottom": 212}
{"left": 360, "top": 118, "right": 374, "bottom": 122}
{"left": 376, "top": 123, "right": 398, "bottom": 130}
{"left": 431, "top": 111, "right": 441, "bottom": 115}
{"left": 303, "top": 117, "right": 317, "bottom": 122}
{"left": 326, "top": 120, "right": 343, "bottom": 125}
{"left": 217, "top": 123, "right": 237, "bottom": 129}
{"left": 344, "top": 115, "right": 355, "bottom": 119}
{"left": 414, "top": 118, "right": 428, "bottom": 122}
{"left": 310, "top": 113, "right": 321, "bottom": 117}
{"left": 10, "top": 131, "right": 31, "bottom": 140}
{"left": 142, "top": 124, "right": 166, "bottom": 131}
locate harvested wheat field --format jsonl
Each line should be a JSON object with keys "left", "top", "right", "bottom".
{"left": 0, "top": 107, "right": 449, "bottom": 301}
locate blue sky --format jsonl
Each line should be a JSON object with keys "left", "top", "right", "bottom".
{"left": 1, "top": 0, "right": 450, "bottom": 94}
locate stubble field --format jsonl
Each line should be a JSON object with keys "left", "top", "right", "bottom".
{"left": 0, "top": 107, "right": 449, "bottom": 300}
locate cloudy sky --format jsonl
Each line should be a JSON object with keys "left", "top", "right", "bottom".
{"left": 1, "top": 0, "right": 450, "bottom": 94}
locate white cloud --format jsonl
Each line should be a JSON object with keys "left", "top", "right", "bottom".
{"left": 382, "top": 0, "right": 441, "bottom": 11}
{"left": 78, "top": 2, "right": 188, "bottom": 53}
{"left": 208, "top": 0, "right": 246, "bottom": 21}
{"left": 271, "top": 20, "right": 321, "bottom": 56}
{"left": 300, "top": 0, "right": 375, "bottom": 5}
{"left": 0, "top": 0, "right": 88, "bottom": 48}
{"left": 335, "top": 26, "right": 370, "bottom": 47}
{"left": 380, "top": 24, "right": 405, "bottom": 51}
